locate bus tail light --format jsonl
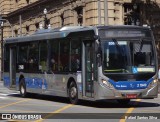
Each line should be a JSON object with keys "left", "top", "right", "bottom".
{"left": 102, "top": 79, "right": 113, "bottom": 89}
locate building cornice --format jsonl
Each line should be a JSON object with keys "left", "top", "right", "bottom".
{"left": 6, "top": 0, "right": 51, "bottom": 18}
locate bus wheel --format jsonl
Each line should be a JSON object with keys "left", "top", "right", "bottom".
{"left": 117, "top": 99, "right": 130, "bottom": 105}
{"left": 68, "top": 82, "right": 78, "bottom": 104}
{"left": 19, "top": 79, "right": 27, "bottom": 97}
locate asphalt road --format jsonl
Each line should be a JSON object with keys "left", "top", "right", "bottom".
{"left": 0, "top": 81, "right": 160, "bottom": 122}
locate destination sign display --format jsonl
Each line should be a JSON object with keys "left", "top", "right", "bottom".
{"left": 99, "top": 29, "right": 151, "bottom": 38}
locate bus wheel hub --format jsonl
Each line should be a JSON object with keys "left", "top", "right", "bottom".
{"left": 70, "top": 87, "right": 76, "bottom": 98}
{"left": 21, "top": 86, "right": 25, "bottom": 94}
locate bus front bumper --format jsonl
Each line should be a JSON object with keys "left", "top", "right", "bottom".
{"left": 95, "top": 83, "right": 158, "bottom": 100}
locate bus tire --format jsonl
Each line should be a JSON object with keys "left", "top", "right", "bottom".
{"left": 19, "top": 79, "right": 27, "bottom": 98}
{"left": 117, "top": 99, "right": 130, "bottom": 105}
{"left": 68, "top": 81, "right": 79, "bottom": 104}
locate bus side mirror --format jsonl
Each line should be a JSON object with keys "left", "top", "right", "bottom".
{"left": 94, "top": 35, "right": 100, "bottom": 44}
{"left": 97, "top": 48, "right": 102, "bottom": 67}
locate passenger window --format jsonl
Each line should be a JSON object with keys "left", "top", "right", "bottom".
{"left": 50, "top": 40, "right": 59, "bottom": 72}
{"left": 71, "top": 39, "right": 81, "bottom": 71}
{"left": 60, "top": 39, "right": 70, "bottom": 71}
{"left": 28, "top": 42, "right": 39, "bottom": 72}
{"left": 39, "top": 41, "right": 48, "bottom": 72}
{"left": 17, "top": 44, "right": 28, "bottom": 72}
{"left": 18, "top": 45, "right": 28, "bottom": 64}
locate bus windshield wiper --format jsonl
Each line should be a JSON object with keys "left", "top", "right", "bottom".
{"left": 139, "top": 39, "right": 144, "bottom": 52}
{"left": 112, "top": 38, "right": 127, "bottom": 71}
{"left": 112, "top": 38, "right": 124, "bottom": 55}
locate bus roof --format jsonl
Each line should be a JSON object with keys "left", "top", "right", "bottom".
{"left": 4, "top": 25, "right": 151, "bottom": 44}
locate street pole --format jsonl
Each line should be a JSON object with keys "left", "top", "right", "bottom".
{"left": 0, "top": 19, "right": 13, "bottom": 37}
{"left": 44, "top": 14, "right": 47, "bottom": 29}
{"left": 1, "top": 21, "right": 3, "bottom": 81}
{"left": 44, "top": 8, "right": 47, "bottom": 29}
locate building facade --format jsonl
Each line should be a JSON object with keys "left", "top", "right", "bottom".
{"left": 0, "top": 0, "right": 160, "bottom": 76}
{"left": 0, "top": 0, "right": 160, "bottom": 38}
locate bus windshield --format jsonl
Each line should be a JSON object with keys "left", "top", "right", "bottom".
{"left": 101, "top": 39, "right": 155, "bottom": 74}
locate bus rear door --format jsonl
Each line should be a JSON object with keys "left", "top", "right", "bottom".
{"left": 9, "top": 46, "right": 17, "bottom": 89}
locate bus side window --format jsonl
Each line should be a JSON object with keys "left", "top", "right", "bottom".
{"left": 71, "top": 39, "right": 81, "bottom": 71}
{"left": 60, "top": 40, "right": 70, "bottom": 72}
{"left": 50, "top": 40, "right": 59, "bottom": 72}
{"left": 17, "top": 44, "right": 28, "bottom": 72}
{"left": 39, "top": 41, "right": 47, "bottom": 72}
{"left": 28, "top": 42, "right": 39, "bottom": 72}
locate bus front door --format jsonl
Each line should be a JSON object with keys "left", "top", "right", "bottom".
{"left": 9, "top": 47, "right": 16, "bottom": 89}
{"left": 83, "top": 41, "right": 94, "bottom": 97}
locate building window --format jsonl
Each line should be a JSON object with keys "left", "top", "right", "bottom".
{"left": 15, "top": 0, "right": 18, "bottom": 3}
{"left": 35, "top": 23, "right": 39, "bottom": 30}
{"left": 60, "top": 13, "right": 64, "bottom": 27}
{"left": 14, "top": 30, "right": 18, "bottom": 37}
{"left": 26, "top": 0, "right": 29, "bottom": 4}
{"left": 75, "top": 7, "right": 83, "bottom": 26}
{"left": 26, "top": 25, "right": 29, "bottom": 32}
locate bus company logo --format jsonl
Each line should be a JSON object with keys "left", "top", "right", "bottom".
{"left": 2, "top": 114, "right": 11, "bottom": 120}
{"left": 130, "top": 83, "right": 135, "bottom": 88}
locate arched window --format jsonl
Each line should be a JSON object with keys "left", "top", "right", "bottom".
{"left": 60, "top": 13, "right": 64, "bottom": 27}
{"left": 14, "top": 30, "right": 18, "bottom": 37}
{"left": 35, "top": 23, "right": 39, "bottom": 30}
{"left": 26, "top": 0, "right": 29, "bottom": 4}
{"left": 26, "top": 25, "right": 29, "bottom": 33}
{"left": 75, "top": 7, "right": 83, "bottom": 26}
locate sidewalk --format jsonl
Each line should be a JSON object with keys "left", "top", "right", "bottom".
{"left": 0, "top": 81, "right": 18, "bottom": 94}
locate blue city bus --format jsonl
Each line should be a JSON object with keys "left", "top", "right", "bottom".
{"left": 3, "top": 25, "right": 158, "bottom": 104}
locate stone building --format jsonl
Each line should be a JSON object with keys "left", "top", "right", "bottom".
{"left": 0, "top": 0, "right": 160, "bottom": 75}
{"left": 0, "top": 0, "right": 160, "bottom": 38}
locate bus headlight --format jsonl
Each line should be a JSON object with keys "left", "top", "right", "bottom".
{"left": 102, "top": 79, "right": 113, "bottom": 89}
{"left": 149, "top": 79, "right": 158, "bottom": 88}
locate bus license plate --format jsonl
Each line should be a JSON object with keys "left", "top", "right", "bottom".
{"left": 126, "top": 94, "right": 137, "bottom": 98}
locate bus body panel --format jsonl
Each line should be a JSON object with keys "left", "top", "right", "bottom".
{"left": 3, "top": 26, "right": 158, "bottom": 103}
{"left": 3, "top": 71, "right": 84, "bottom": 98}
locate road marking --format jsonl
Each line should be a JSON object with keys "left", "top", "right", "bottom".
{"left": 0, "top": 99, "right": 31, "bottom": 109}
{"left": 0, "top": 93, "right": 9, "bottom": 96}
{"left": 119, "top": 99, "right": 141, "bottom": 122}
{"left": 0, "top": 93, "right": 19, "bottom": 99}
{"left": 0, "top": 96, "right": 7, "bottom": 99}
{"left": 36, "top": 104, "right": 74, "bottom": 122}
{"left": 14, "top": 104, "right": 67, "bottom": 107}
{"left": 0, "top": 109, "right": 39, "bottom": 113}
